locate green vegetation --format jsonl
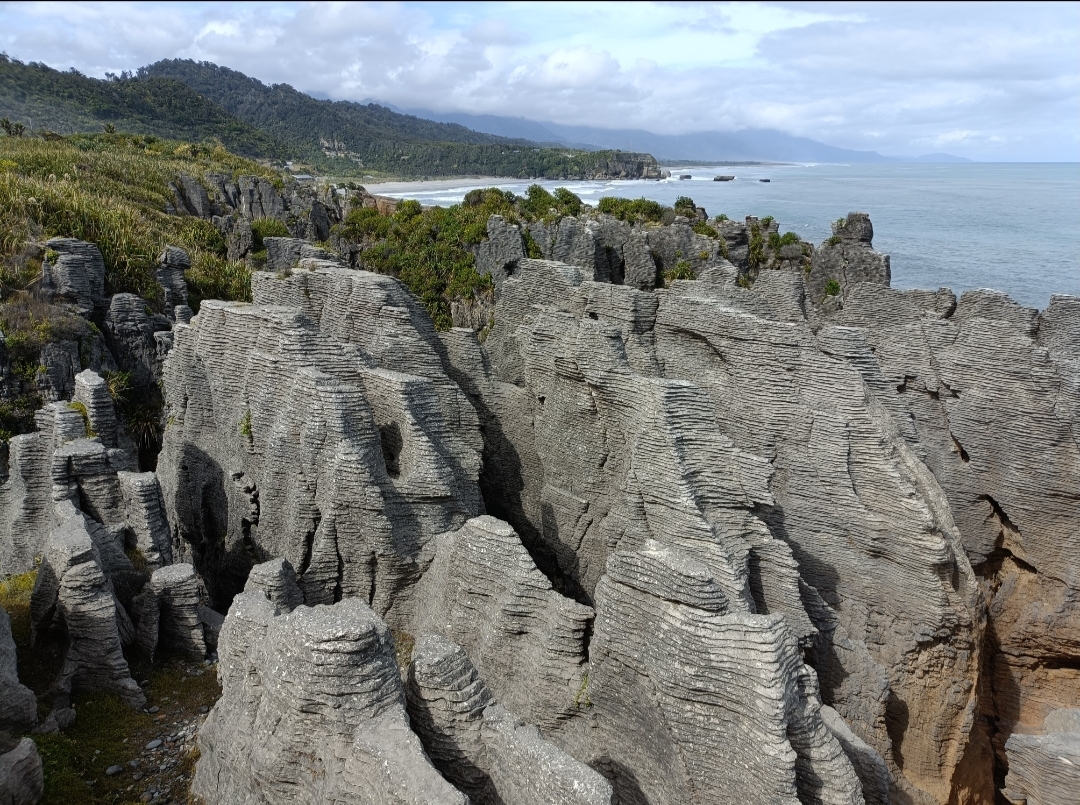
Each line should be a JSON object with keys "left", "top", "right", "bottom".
{"left": 673, "top": 196, "right": 698, "bottom": 217}
{"left": 0, "top": 132, "right": 269, "bottom": 305}
{"left": 249, "top": 217, "right": 291, "bottom": 263}
{"left": 748, "top": 223, "right": 765, "bottom": 272}
{"left": 66, "top": 400, "right": 95, "bottom": 437}
{"left": 826, "top": 235, "right": 842, "bottom": 246}
{"left": 239, "top": 409, "right": 253, "bottom": 441}
{"left": 596, "top": 196, "right": 668, "bottom": 224}
{"left": 768, "top": 231, "right": 802, "bottom": 251}
{"left": 574, "top": 672, "right": 592, "bottom": 709}
{"left": 32, "top": 660, "right": 219, "bottom": 805}
{"left": 336, "top": 185, "right": 586, "bottom": 329}
{"left": 663, "top": 260, "right": 696, "bottom": 284}
{"left": 1, "top": 54, "right": 288, "bottom": 159}
{"left": 825, "top": 279, "right": 841, "bottom": 297}
{"left": 692, "top": 221, "right": 719, "bottom": 240}
{"left": 391, "top": 630, "right": 416, "bottom": 675}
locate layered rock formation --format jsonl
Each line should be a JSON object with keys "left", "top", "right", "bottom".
{"left": 193, "top": 591, "right": 467, "bottom": 805}
{"left": 2, "top": 206, "right": 1076, "bottom": 805}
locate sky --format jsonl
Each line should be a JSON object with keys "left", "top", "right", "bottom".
{"left": 1, "top": 1, "right": 1077, "bottom": 161}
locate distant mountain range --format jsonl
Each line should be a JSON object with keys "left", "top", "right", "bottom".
{"left": 0, "top": 52, "right": 972, "bottom": 174}
{"left": 0, "top": 56, "right": 658, "bottom": 179}
{"left": 397, "top": 107, "right": 972, "bottom": 164}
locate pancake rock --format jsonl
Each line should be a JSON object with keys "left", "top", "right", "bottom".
{"left": 406, "top": 633, "right": 612, "bottom": 805}
{"left": 193, "top": 593, "right": 466, "bottom": 805}
{"left": 29, "top": 511, "right": 144, "bottom": 707}
{"left": 0, "top": 607, "right": 36, "bottom": 736}
{"left": 445, "top": 247, "right": 981, "bottom": 803}
{"left": 158, "top": 256, "right": 482, "bottom": 618}
{"left": 1002, "top": 708, "right": 1080, "bottom": 805}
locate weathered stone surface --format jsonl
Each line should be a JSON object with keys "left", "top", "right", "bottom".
{"left": 237, "top": 176, "right": 286, "bottom": 222}
{"left": 0, "top": 738, "right": 43, "bottom": 805}
{"left": 0, "top": 606, "right": 36, "bottom": 736}
{"left": 105, "top": 294, "right": 163, "bottom": 388}
{"left": 821, "top": 705, "right": 890, "bottom": 805}
{"left": 193, "top": 595, "right": 466, "bottom": 805}
{"left": 149, "top": 563, "right": 205, "bottom": 661}
{"left": 262, "top": 237, "right": 337, "bottom": 273}
{"left": 1, "top": 403, "right": 85, "bottom": 573}
{"left": 157, "top": 246, "right": 191, "bottom": 318}
{"left": 41, "top": 238, "right": 105, "bottom": 315}
{"left": 406, "top": 633, "right": 612, "bottom": 805}
{"left": 1002, "top": 708, "right": 1080, "bottom": 805}
{"left": 474, "top": 215, "right": 524, "bottom": 297}
{"left": 413, "top": 516, "right": 593, "bottom": 732}
{"left": 159, "top": 261, "right": 481, "bottom": 616}
{"left": 29, "top": 513, "right": 144, "bottom": 707}
{"left": 807, "top": 213, "right": 890, "bottom": 304}
{"left": 117, "top": 471, "right": 172, "bottom": 567}
{"left": 73, "top": 370, "right": 117, "bottom": 448}
{"left": 243, "top": 557, "right": 302, "bottom": 613}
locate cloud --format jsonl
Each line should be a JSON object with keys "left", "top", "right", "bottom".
{"left": 0, "top": 0, "right": 1076, "bottom": 160}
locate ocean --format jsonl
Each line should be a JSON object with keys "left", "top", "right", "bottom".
{"left": 373, "top": 162, "right": 1080, "bottom": 310}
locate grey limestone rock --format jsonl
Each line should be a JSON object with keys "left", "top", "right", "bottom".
{"left": 807, "top": 213, "right": 890, "bottom": 305}
{"left": 73, "top": 370, "right": 117, "bottom": 448}
{"left": 117, "top": 471, "right": 172, "bottom": 567}
{"left": 243, "top": 557, "right": 303, "bottom": 613}
{"left": 156, "top": 246, "right": 190, "bottom": 318}
{"left": 159, "top": 260, "right": 481, "bottom": 616}
{"left": 237, "top": 175, "right": 286, "bottom": 222}
{"left": 213, "top": 214, "right": 253, "bottom": 261}
{"left": 40, "top": 238, "right": 105, "bottom": 315}
{"left": 148, "top": 563, "right": 205, "bottom": 660}
{"left": 173, "top": 175, "right": 214, "bottom": 219}
{"left": 0, "top": 606, "right": 36, "bottom": 736}
{"left": 474, "top": 215, "right": 524, "bottom": 297}
{"left": 406, "top": 633, "right": 612, "bottom": 805}
{"left": 0, "top": 738, "right": 43, "bottom": 805}
{"left": 1003, "top": 708, "right": 1080, "bottom": 805}
{"left": 412, "top": 516, "right": 594, "bottom": 732}
{"left": 263, "top": 236, "right": 336, "bottom": 273}
{"left": 105, "top": 293, "right": 164, "bottom": 388}
{"left": 29, "top": 513, "right": 144, "bottom": 707}
{"left": 820, "top": 705, "right": 890, "bottom": 805}
{"left": 193, "top": 594, "right": 467, "bottom": 805}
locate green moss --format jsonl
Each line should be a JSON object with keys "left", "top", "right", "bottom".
{"left": 574, "top": 672, "right": 592, "bottom": 709}
{"left": 66, "top": 401, "right": 95, "bottom": 437}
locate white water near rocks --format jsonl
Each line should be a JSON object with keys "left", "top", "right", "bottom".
{"left": 374, "top": 162, "right": 1080, "bottom": 309}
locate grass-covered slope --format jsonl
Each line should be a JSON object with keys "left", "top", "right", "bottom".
{"left": 0, "top": 54, "right": 291, "bottom": 160}
{"left": 0, "top": 132, "right": 267, "bottom": 304}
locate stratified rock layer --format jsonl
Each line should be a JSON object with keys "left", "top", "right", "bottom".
{"left": 193, "top": 594, "right": 467, "bottom": 805}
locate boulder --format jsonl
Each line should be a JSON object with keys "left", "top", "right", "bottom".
{"left": 0, "top": 606, "right": 36, "bottom": 736}
{"left": 0, "top": 738, "right": 43, "bottom": 805}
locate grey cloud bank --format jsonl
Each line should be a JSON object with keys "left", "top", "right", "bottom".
{"left": 0, "top": 1, "right": 1076, "bottom": 161}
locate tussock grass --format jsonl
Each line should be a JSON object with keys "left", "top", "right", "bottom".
{"left": 0, "top": 133, "right": 272, "bottom": 305}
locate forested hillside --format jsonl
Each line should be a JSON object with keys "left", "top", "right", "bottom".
{"left": 0, "top": 54, "right": 290, "bottom": 159}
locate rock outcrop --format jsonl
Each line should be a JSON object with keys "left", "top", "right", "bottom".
{"left": 159, "top": 255, "right": 482, "bottom": 616}
{"left": 406, "top": 633, "right": 612, "bottom": 805}
{"left": 193, "top": 594, "right": 467, "bottom": 805}
{"left": 1002, "top": 708, "right": 1080, "bottom": 805}
{"left": 0, "top": 738, "right": 43, "bottom": 805}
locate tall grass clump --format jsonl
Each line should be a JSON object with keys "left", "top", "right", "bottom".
{"left": 0, "top": 132, "right": 275, "bottom": 304}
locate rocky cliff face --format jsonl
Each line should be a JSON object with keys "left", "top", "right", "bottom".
{"left": 1, "top": 206, "right": 1076, "bottom": 805}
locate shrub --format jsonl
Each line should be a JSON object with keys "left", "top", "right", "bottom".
{"left": 249, "top": 217, "right": 290, "bottom": 254}
{"left": 596, "top": 196, "right": 668, "bottom": 223}
{"left": 824, "top": 279, "right": 841, "bottom": 297}
{"left": 663, "top": 259, "right": 696, "bottom": 284}
{"left": 826, "top": 235, "right": 842, "bottom": 246}
{"left": 692, "top": 221, "right": 719, "bottom": 240}
{"left": 673, "top": 196, "right": 698, "bottom": 217}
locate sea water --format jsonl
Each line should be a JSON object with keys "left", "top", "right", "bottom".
{"left": 374, "top": 162, "right": 1080, "bottom": 310}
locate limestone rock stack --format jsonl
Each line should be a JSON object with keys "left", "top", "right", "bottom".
{"left": 2, "top": 208, "right": 1076, "bottom": 805}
